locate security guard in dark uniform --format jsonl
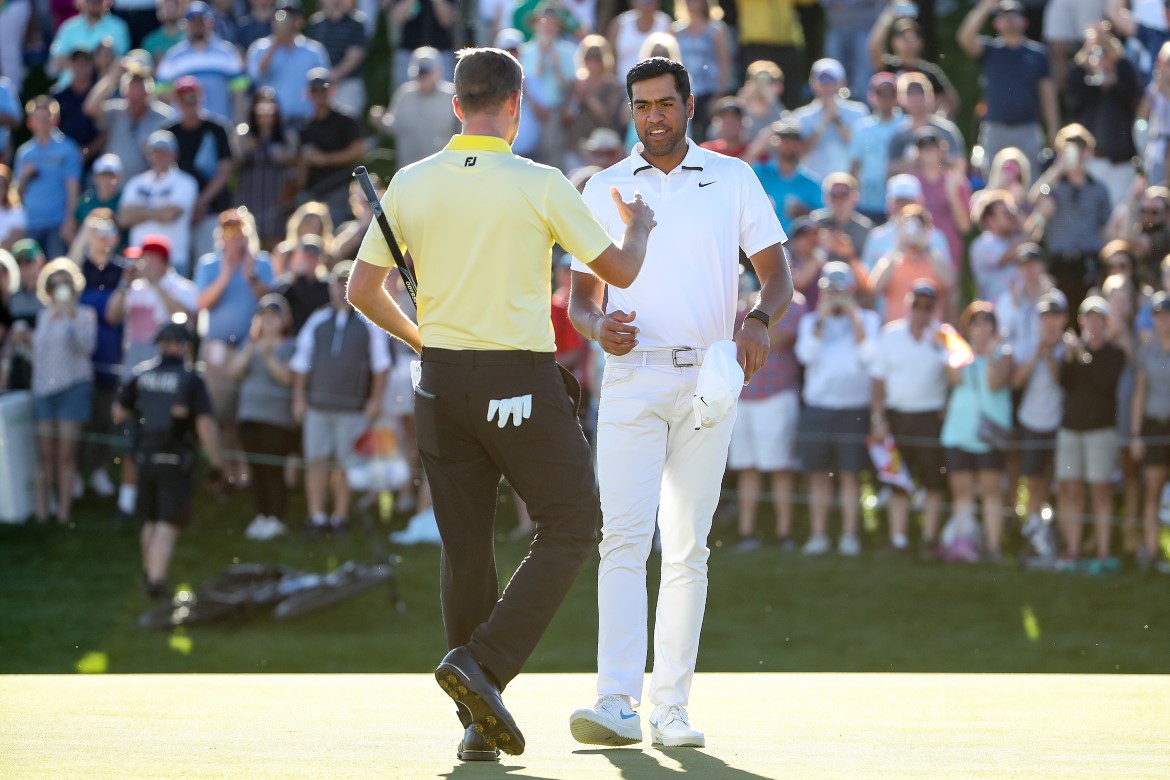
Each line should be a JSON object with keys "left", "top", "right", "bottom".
{"left": 114, "top": 323, "right": 224, "bottom": 599}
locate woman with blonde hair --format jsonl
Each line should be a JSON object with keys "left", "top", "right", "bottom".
{"left": 281, "top": 202, "right": 334, "bottom": 273}
{"left": 561, "top": 35, "right": 627, "bottom": 172}
{"left": 986, "top": 147, "right": 1033, "bottom": 214}
{"left": 32, "top": 257, "right": 97, "bottom": 524}
{"left": 0, "top": 164, "right": 27, "bottom": 249}
{"left": 939, "top": 301, "right": 1013, "bottom": 562}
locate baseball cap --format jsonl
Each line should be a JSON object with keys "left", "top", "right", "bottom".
{"left": 892, "top": 18, "right": 922, "bottom": 36}
{"left": 146, "top": 129, "right": 179, "bottom": 153}
{"left": 887, "top": 173, "right": 923, "bottom": 202}
{"left": 788, "top": 216, "right": 817, "bottom": 238}
{"left": 92, "top": 153, "right": 123, "bottom": 176}
{"left": 307, "top": 67, "right": 332, "bottom": 90}
{"left": 298, "top": 234, "right": 324, "bottom": 253}
{"left": 494, "top": 28, "right": 525, "bottom": 51}
{"left": 692, "top": 340, "right": 744, "bottom": 430}
{"left": 993, "top": 0, "right": 1025, "bottom": 16}
{"left": 1151, "top": 291, "right": 1170, "bottom": 314}
{"left": 1036, "top": 289, "right": 1069, "bottom": 315}
{"left": 155, "top": 322, "right": 193, "bottom": 344}
{"left": 582, "top": 127, "right": 622, "bottom": 153}
{"left": 257, "top": 292, "right": 292, "bottom": 317}
{"left": 811, "top": 58, "right": 846, "bottom": 83}
{"left": 1078, "top": 295, "right": 1110, "bottom": 318}
{"left": 1016, "top": 242, "right": 1045, "bottom": 263}
{"left": 329, "top": 260, "right": 353, "bottom": 285}
{"left": 174, "top": 75, "right": 202, "bottom": 95}
{"left": 185, "top": 0, "right": 212, "bottom": 19}
{"left": 12, "top": 238, "right": 44, "bottom": 263}
{"left": 910, "top": 278, "right": 939, "bottom": 300}
{"left": 818, "top": 261, "right": 855, "bottom": 291}
{"left": 124, "top": 234, "right": 172, "bottom": 263}
{"left": 771, "top": 118, "right": 802, "bottom": 139}
{"left": 869, "top": 72, "right": 897, "bottom": 91}
{"left": 912, "top": 126, "right": 943, "bottom": 147}
{"left": 276, "top": 0, "right": 302, "bottom": 13}
{"left": 409, "top": 46, "right": 441, "bottom": 78}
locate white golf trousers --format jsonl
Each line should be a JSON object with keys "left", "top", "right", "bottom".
{"left": 594, "top": 362, "right": 735, "bottom": 707}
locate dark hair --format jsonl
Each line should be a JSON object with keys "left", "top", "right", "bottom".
{"left": 248, "top": 87, "right": 286, "bottom": 145}
{"left": 454, "top": 47, "right": 523, "bottom": 114}
{"left": 625, "top": 57, "right": 691, "bottom": 102}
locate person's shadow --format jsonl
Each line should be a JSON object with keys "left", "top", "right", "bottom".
{"left": 439, "top": 762, "right": 559, "bottom": 780}
{"left": 575, "top": 747, "right": 777, "bottom": 779}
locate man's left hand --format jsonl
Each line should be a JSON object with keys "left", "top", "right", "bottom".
{"left": 735, "top": 318, "right": 769, "bottom": 385}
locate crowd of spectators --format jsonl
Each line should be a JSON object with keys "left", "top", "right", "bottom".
{"left": 1, "top": 0, "right": 1169, "bottom": 578}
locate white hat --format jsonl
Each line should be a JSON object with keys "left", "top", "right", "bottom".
{"left": 886, "top": 173, "right": 923, "bottom": 202}
{"left": 92, "top": 153, "right": 123, "bottom": 176}
{"left": 811, "top": 58, "right": 846, "bottom": 83}
{"left": 692, "top": 341, "right": 744, "bottom": 430}
{"left": 494, "top": 28, "right": 525, "bottom": 51}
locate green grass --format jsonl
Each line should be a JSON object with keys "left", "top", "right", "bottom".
{"left": 2, "top": 478, "right": 1168, "bottom": 675}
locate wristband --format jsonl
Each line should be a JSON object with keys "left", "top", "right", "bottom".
{"left": 745, "top": 308, "right": 770, "bottom": 329}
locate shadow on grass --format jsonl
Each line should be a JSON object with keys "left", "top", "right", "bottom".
{"left": 575, "top": 747, "right": 773, "bottom": 779}
{"left": 439, "top": 761, "right": 559, "bottom": 780}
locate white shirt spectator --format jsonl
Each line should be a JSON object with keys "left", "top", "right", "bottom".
{"left": 0, "top": 204, "right": 27, "bottom": 245}
{"left": 870, "top": 318, "right": 949, "bottom": 412}
{"left": 1017, "top": 345, "right": 1065, "bottom": 432}
{"left": 996, "top": 286, "right": 1044, "bottom": 364}
{"left": 120, "top": 167, "right": 199, "bottom": 274}
{"left": 122, "top": 272, "right": 198, "bottom": 369}
{"left": 290, "top": 307, "right": 392, "bottom": 375}
{"left": 969, "top": 231, "right": 1020, "bottom": 303}
{"left": 795, "top": 308, "right": 881, "bottom": 408}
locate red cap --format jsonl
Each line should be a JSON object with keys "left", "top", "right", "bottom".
{"left": 174, "top": 75, "right": 202, "bottom": 94}
{"left": 124, "top": 234, "right": 172, "bottom": 263}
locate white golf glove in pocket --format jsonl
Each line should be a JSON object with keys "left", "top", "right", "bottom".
{"left": 487, "top": 394, "right": 533, "bottom": 428}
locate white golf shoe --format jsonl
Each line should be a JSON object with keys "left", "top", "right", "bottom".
{"left": 649, "top": 704, "right": 704, "bottom": 747}
{"left": 569, "top": 695, "right": 642, "bottom": 746}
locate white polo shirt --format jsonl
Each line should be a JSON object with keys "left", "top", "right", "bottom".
{"left": 795, "top": 309, "right": 881, "bottom": 409}
{"left": 869, "top": 319, "right": 950, "bottom": 413}
{"left": 570, "top": 140, "right": 787, "bottom": 350}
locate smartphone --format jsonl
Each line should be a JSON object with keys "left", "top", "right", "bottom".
{"left": 1062, "top": 144, "right": 1080, "bottom": 167}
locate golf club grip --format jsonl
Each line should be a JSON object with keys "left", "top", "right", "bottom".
{"left": 352, "top": 166, "right": 418, "bottom": 307}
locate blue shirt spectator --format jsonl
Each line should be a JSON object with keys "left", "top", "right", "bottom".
{"left": 976, "top": 37, "right": 1050, "bottom": 126}
{"left": 49, "top": 3, "right": 131, "bottom": 84}
{"left": 195, "top": 250, "right": 274, "bottom": 344}
{"left": 753, "top": 134, "right": 825, "bottom": 234}
{"left": 849, "top": 74, "right": 903, "bottom": 216}
{"left": 14, "top": 107, "right": 83, "bottom": 239}
{"left": 157, "top": 4, "right": 249, "bottom": 121}
{"left": 0, "top": 78, "right": 23, "bottom": 162}
{"left": 246, "top": 34, "right": 330, "bottom": 123}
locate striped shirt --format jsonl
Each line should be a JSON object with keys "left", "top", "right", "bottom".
{"left": 156, "top": 37, "right": 249, "bottom": 121}
{"left": 306, "top": 13, "right": 368, "bottom": 68}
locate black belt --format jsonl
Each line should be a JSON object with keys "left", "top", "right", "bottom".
{"left": 422, "top": 348, "right": 555, "bottom": 367}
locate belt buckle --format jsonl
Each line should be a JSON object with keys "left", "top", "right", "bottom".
{"left": 672, "top": 348, "right": 696, "bottom": 368}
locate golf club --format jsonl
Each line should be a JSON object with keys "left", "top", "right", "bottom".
{"left": 353, "top": 166, "right": 417, "bottom": 306}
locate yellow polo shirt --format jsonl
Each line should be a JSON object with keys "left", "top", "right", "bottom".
{"left": 357, "top": 135, "right": 612, "bottom": 352}
{"left": 737, "top": 0, "right": 813, "bottom": 48}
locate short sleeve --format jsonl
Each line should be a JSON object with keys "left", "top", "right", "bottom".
{"left": 190, "top": 374, "right": 215, "bottom": 417}
{"left": 66, "top": 142, "right": 83, "bottom": 183}
{"left": 738, "top": 162, "right": 787, "bottom": 257}
{"left": 543, "top": 171, "right": 612, "bottom": 267}
{"left": 194, "top": 259, "right": 219, "bottom": 291}
{"left": 214, "top": 121, "right": 235, "bottom": 162}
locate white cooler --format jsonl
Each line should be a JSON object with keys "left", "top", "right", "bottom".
{"left": 0, "top": 391, "right": 37, "bottom": 523}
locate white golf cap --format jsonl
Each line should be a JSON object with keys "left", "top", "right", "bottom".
{"left": 811, "top": 58, "right": 846, "bottom": 83}
{"left": 93, "top": 153, "right": 123, "bottom": 176}
{"left": 494, "top": 28, "right": 525, "bottom": 51}
{"left": 692, "top": 340, "right": 744, "bottom": 430}
{"left": 886, "top": 173, "right": 923, "bottom": 202}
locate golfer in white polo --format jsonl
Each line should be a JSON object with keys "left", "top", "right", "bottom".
{"left": 567, "top": 57, "right": 792, "bottom": 748}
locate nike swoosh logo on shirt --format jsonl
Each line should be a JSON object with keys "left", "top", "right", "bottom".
{"left": 619, "top": 710, "right": 638, "bottom": 720}
{"left": 699, "top": 181, "right": 715, "bottom": 188}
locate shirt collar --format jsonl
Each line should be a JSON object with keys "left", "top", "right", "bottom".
{"left": 444, "top": 134, "right": 514, "bottom": 154}
{"left": 629, "top": 138, "right": 706, "bottom": 175}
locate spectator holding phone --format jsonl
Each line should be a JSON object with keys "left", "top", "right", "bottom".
{"left": 32, "top": 258, "right": 97, "bottom": 525}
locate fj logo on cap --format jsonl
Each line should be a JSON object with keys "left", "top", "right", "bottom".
{"left": 464, "top": 156, "right": 477, "bottom": 167}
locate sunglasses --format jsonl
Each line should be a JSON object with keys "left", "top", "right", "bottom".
{"left": 828, "top": 188, "right": 852, "bottom": 198}
{"left": 911, "top": 299, "right": 935, "bottom": 311}
{"left": 1106, "top": 261, "right": 1131, "bottom": 272}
